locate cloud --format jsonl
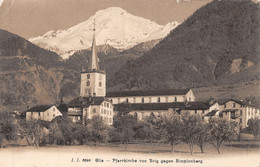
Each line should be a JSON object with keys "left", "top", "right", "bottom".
{"left": 176, "top": 0, "right": 191, "bottom": 3}
{"left": 0, "top": 0, "right": 4, "bottom": 7}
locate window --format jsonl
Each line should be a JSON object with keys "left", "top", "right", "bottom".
{"left": 189, "top": 97, "right": 191, "bottom": 101}
{"left": 107, "top": 103, "right": 109, "bottom": 107}
{"left": 240, "top": 118, "right": 242, "bottom": 124}
{"left": 158, "top": 97, "right": 160, "bottom": 103}
{"left": 224, "top": 104, "right": 226, "bottom": 108}
{"left": 111, "top": 99, "right": 113, "bottom": 103}
{"left": 240, "top": 110, "right": 242, "bottom": 115}
{"left": 93, "top": 93, "right": 96, "bottom": 97}
{"left": 233, "top": 103, "right": 236, "bottom": 108}
{"left": 142, "top": 98, "right": 144, "bottom": 103}
{"left": 126, "top": 98, "right": 129, "bottom": 103}
{"left": 202, "top": 117, "right": 204, "bottom": 120}
{"left": 174, "top": 97, "right": 177, "bottom": 102}
{"left": 87, "top": 74, "right": 90, "bottom": 79}
{"left": 101, "top": 109, "right": 103, "bottom": 114}
{"left": 53, "top": 114, "right": 55, "bottom": 117}
{"left": 99, "top": 81, "right": 102, "bottom": 87}
{"left": 87, "top": 81, "right": 90, "bottom": 86}
{"left": 38, "top": 113, "right": 41, "bottom": 117}
{"left": 202, "top": 110, "right": 205, "bottom": 114}
{"left": 195, "top": 110, "right": 197, "bottom": 114}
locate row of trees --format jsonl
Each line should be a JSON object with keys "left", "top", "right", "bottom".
{"left": 1, "top": 106, "right": 256, "bottom": 154}
{"left": 113, "top": 109, "right": 239, "bottom": 154}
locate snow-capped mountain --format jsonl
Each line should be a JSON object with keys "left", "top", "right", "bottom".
{"left": 29, "top": 7, "right": 179, "bottom": 59}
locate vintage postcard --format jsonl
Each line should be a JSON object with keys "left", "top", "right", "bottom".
{"left": 0, "top": 0, "right": 259, "bottom": 166}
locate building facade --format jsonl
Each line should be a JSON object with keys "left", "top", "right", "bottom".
{"left": 68, "top": 24, "right": 113, "bottom": 125}
{"left": 25, "top": 105, "right": 62, "bottom": 122}
{"left": 107, "top": 89, "right": 195, "bottom": 104}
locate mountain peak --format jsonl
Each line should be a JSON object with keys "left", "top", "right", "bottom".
{"left": 29, "top": 7, "right": 179, "bottom": 59}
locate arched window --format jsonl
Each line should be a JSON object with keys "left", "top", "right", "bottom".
{"left": 158, "top": 97, "right": 160, "bottom": 103}
{"left": 87, "top": 81, "right": 90, "bottom": 86}
{"left": 87, "top": 74, "right": 90, "bottom": 79}
{"left": 174, "top": 97, "right": 177, "bottom": 102}
{"left": 142, "top": 98, "right": 144, "bottom": 103}
{"left": 126, "top": 98, "right": 129, "bottom": 103}
{"left": 99, "top": 81, "right": 102, "bottom": 87}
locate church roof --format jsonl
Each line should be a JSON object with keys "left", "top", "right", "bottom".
{"left": 88, "top": 20, "right": 99, "bottom": 71}
{"left": 114, "top": 103, "right": 175, "bottom": 111}
{"left": 67, "top": 96, "right": 110, "bottom": 107}
{"left": 171, "top": 101, "right": 211, "bottom": 110}
{"left": 106, "top": 89, "right": 191, "bottom": 97}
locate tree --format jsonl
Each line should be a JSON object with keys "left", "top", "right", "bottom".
{"left": 181, "top": 114, "right": 210, "bottom": 154}
{"left": 247, "top": 118, "right": 260, "bottom": 137}
{"left": 112, "top": 102, "right": 137, "bottom": 151}
{"left": 87, "top": 116, "right": 109, "bottom": 145}
{"left": 113, "top": 114, "right": 136, "bottom": 151}
{"left": 195, "top": 121, "right": 210, "bottom": 153}
{"left": 0, "top": 111, "right": 18, "bottom": 148}
{"left": 159, "top": 112, "right": 182, "bottom": 153}
{"left": 134, "top": 113, "right": 160, "bottom": 152}
{"left": 208, "top": 118, "right": 239, "bottom": 154}
{"left": 48, "top": 121, "right": 64, "bottom": 145}
{"left": 20, "top": 120, "right": 46, "bottom": 148}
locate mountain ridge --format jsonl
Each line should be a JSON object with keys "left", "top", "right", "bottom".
{"left": 29, "top": 7, "right": 179, "bottom": 59}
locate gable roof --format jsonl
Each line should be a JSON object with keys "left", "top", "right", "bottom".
{"left": 67, "top": 96, "right": 110, "bottom": 107}
{"left": 106, "top": 89, "right": 191, "bottom": 97}
{"left": 217, "top": 99, "right": 259, "bottom": 108}
{"left": 171, "top": 101, "right": 211, "bottom": 110}
{"left": 114, "top": 103, "right": 175, "bottom": 111}
{"left": 204, "top": 109, "right": 218, "bottom": 117}
{"left": 25, "top": 105, "right": 54, "bottom": 112}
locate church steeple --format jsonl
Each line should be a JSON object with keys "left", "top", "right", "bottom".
{"left": 80, "top": 19, "right": 106, "bottom": 97}
{"left": 88, "top": 19, "right": 99, "bottom": 71}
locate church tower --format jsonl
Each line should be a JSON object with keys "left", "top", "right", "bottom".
{"left": 80, "top": 20, "right": 106, "bottom": 97}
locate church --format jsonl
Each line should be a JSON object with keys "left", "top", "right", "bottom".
{"left": 67, "top": 21, "right": 197, "bottom": 125}
{"left": 67, "top": 23, "right": 114, "bottom": 125}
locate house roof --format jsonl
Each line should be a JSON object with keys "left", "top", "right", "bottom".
{"left": 67, "top": 96, "right": 110, "bottom": 107}
{"left": 171, "top": 101, "right": 211, "bottom": 110}
{"left": 106, "top": 89, "right": 191, "bottom": 97}
{"left": 204, "top": 110, "right": 218, "bottom": 117}
{"left": 221, "top": 109, "right": 239, "bottom": 113}
{"left": 57, "top": 103, "right": 68, "bottom": 113}
{"left": 25, "top": 105, "right": 54, "bottom": 112}
{"left": 114, "top": 103, "right": 175, "bottom": 111}
{"left": 216, "top": 99, "right": 258, "bottom": 108}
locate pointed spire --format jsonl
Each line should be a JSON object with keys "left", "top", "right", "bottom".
{"left": 88, "top": 19, "right": 99, "bottom": 71}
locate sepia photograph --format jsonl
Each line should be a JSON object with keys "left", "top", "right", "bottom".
{"left": 0, "top": 0, "right": 259, "bottom": 166}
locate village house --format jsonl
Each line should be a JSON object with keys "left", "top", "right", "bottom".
{"left": 215, "top": 99, "right": 260, "bottom": 129}
{"left": 25, "top": 105, "right": 63, "bottom": 122}
{"left": 67, "top": 97, "right": 113, "bottom": 125}
{"left": 106, "top": 89, "right": 195, "bottom": 104}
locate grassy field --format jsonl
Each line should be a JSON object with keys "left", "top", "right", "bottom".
{"left": 0, "top": 141, "right": 259, "bottom": 167}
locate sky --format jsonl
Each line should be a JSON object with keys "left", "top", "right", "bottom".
{"left": 0, "top": 0, "right": 3, "bottom": 7}
{"left": 0, "top": 0, "right": 212, "bottom": 38}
